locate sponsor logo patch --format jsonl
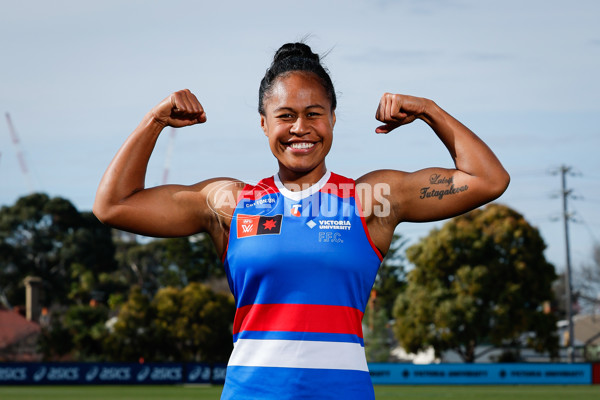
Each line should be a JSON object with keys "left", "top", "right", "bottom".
{"left": 319, "top": 219, "right": 352, "bottom": 230}
{"left": 237, "top": 214, "right": 283, "bottom": 238}
{"left": 291, "top": 204, "right": 301, "bottom": 217}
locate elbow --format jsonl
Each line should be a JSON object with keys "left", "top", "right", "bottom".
{"left": 93, "top": 196, "right": 118, "bottom": 226}
{"left": 92, "top": 201, "right": 109, "bottom": 225}
{"left": 488, "top": 168, "right": 510, "bottom": 201}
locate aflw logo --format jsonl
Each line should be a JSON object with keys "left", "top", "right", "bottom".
{"left": 237, "top": 214, "right": 283, "bottom": 238}
{"left": 241, "top": 222, "right": 254, "bottom": 233}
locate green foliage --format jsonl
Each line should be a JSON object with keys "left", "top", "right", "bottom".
{"left": 105, "top": 283, "right": 234, "bottom": 362}
{"left": 38, "top": 314, "right": 72, "bottom": 360}
{"left": 103, "top": 286, "right": 153, "bottom": 361}
{"left": 39, "top": 303, "right": 110, "bottom": 361}
{"left": 364, "top": 234, "right": 407, "bottom": 362}
{"left": 1, "top": 193, "right": 232, "bottom": 363}
{"left": 63, "top": 303, "right": 110, "bottom": 360}
{"left": 0, "top": 193, "right": 117, "bottom": 306}
{"left": 114, "top": 234, "right": 222, "bottom": 295}
{"left": 393, "top": 204, "right": 559, "bottom": 362}
{"left": 364, "top": 300, "right": 392, "bottom": 362}
{"left": 373, "top": 234, "right": 407, "bottom": 318}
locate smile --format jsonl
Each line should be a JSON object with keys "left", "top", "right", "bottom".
{"left": 288, "top": 142, "right": 315, "bottom": 150}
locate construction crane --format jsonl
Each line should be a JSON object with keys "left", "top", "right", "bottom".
{"left": 5, "top": 113, "right": 34, "bottom": 193}
{"left": 162, "top": 127, "right": 177, "bottom": 185}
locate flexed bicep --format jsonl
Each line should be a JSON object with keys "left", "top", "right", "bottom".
{"left": 93, "top": 89, "right": 237, "bottom": 240}
{"left": 386, "top": 168, "right": 497, "bottom": 223}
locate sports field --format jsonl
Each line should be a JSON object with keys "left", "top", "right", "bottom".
{"left": 0, "top": 385, "right": 599, "bottom": 400}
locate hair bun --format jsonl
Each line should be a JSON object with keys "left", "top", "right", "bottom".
{"left": 273, "top": 42, "right": 319, "bottom": 64}
{"left": 259, "top": 41, "right": 336, "bottom": 114}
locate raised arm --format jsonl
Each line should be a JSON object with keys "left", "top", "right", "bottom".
{"left": 358, "top": 93, "right": 510, "bottom": 253}
{"left": 93, "top": 89, "right": 241, "bottom": 247}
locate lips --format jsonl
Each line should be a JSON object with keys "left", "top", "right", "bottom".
{"left": 283, "top": 140, "right": 318, "bottom": 154}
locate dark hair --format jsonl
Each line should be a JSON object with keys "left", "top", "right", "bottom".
{"left": 258, "top": 42, "right": 336, "bottom": 115}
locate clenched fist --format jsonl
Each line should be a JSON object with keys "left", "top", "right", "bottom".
{"left": 150, "top": 89, "right": 207, "bottom": 128}
{"left": 375, "top": 93, "right": 431, "bottom": 134}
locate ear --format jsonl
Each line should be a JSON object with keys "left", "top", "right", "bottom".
{"left": 260, "top": 114, "right": 268, "bottom": 136}
{"left": 332, "top": 110, "right": 336, "bottom": 128}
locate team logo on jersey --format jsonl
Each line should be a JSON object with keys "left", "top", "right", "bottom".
{"left": 291, "top": 204, "right": 301, "bottom": 217}
{"left": 237, "top": 214, "right": 283, "bottom": 238}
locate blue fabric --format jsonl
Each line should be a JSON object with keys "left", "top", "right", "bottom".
{"left": 222, "top": 366, "right": 375, "bottom": 400}
{"left": 221, "top": 173, "right": 382, "bottom": 399}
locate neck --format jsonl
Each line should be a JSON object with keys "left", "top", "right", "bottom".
{"left": 277, "top": 164, "right": 327, "bottom": 192}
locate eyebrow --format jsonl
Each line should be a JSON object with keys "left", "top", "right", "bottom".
{"left": 273, "top": 104, "right": 326, "bottom": 113}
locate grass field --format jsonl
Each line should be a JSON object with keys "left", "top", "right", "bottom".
{"left": 0, "top": 385, "right": 599, "bottom": 400}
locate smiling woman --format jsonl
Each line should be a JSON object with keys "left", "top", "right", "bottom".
{"left": 260, "top": 72, "right": 335, "bottom": 181}
{"left": 93, "top": 41, "right": 509, "bottom": 400}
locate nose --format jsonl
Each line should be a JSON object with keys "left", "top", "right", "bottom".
{"left": 290, "top": 117, "right": 309, "bottom": 136}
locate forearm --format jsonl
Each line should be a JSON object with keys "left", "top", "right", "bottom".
{"left": 93, "top": 113, "right": 164, "bottom": 219}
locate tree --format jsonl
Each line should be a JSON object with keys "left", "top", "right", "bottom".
{"left": 363, "top": 234, "right": 407, "bottom": 362}
{"left": 105, "top": 283, "right": 235, "bottom": 362}
{"left": 102, "top": 286, "right": 154, "bottom": 361}
{"left": 393, "top": 204, "right": 559, "bottom": 362}
{"left": 574, "top": 243, "right": 600, "bottom": 314}
{"left": 113, "top": 234, "right": 223, "bottom": 296}
{"left": 0, "top": 193, "right": 117, "bottom": 306}
{"left": 364, "top": 294, "right": 393, "bottom": 362}
{"left": 372, "top": 234, "right": 407, "bottom": 318}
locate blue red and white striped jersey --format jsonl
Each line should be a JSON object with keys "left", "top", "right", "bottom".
{"left": 221, "top": 171, "right": 383, "bottom": 399}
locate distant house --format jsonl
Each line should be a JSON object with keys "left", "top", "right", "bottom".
{"left": 572, "top": 314, "right": 600, "bottom": 346}
{"left": 0, "top": 307, "right": 42, "bottom": 361}
{"left": 557, "top": 314, "right": 600, "bottom": 361}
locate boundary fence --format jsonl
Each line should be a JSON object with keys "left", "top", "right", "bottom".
{"left": 0, "top": 362, "right": 599, "bottom": 385}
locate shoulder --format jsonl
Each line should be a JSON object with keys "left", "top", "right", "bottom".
{"left": 197, "top": 177, "right": 246, "bottom": 229}
{"left": 235, "top": 175, "right": 284, "bottom": 209}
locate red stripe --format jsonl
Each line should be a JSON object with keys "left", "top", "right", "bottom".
{"left": 318, "top": 172, "right": 354, "bottom": 199}
{"left": 233, "top": 303, "right": 364, "bottom": 338}
{"left": 353, "top": 188, "right": 384, "bottom": 261}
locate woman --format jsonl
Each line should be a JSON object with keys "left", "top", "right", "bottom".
{"left": 94, "top": 42, "right": 509, "bottom": 399}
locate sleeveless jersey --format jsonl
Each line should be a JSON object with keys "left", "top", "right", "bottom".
{"left": 220, "top": 171, "right": 383, "bottom": 400}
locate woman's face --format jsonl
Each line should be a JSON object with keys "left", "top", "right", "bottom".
{"left": 260, "top": 72, "right": 336, "bottom": 178}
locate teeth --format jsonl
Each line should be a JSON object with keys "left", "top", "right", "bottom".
{"left": 289, "top": 142, "right": 314, "bottom": 149}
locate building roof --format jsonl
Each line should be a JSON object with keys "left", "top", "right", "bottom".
{"left": 0, "top": 308, "right": 41, "bottom": 349}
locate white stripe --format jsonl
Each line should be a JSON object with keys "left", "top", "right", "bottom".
{"left": 227, "top": 338, "right": 368, "bottom": 371}
{"left": 274, "top": 170, "right": 332, "bottom": 201}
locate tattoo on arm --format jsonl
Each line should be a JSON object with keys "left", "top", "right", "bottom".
{"left": 419, "top": 173, "right": 468, "bottom": 200}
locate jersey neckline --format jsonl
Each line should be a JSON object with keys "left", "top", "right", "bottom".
{"left": 273, "top": 170, "right": 332, "bottom": 201}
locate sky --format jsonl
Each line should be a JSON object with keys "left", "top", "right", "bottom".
{"left": 1, "top": 0, "right": 599, "bottom": 279}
